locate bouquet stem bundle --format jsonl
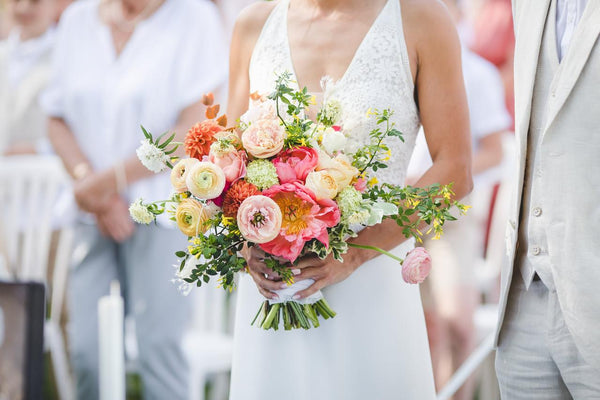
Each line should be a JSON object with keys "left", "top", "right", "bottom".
{"left": 252, "top": 299, "right": 337, "bottom": 331}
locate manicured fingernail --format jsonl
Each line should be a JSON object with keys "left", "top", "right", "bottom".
{"left": 292, "top": 295, "right": 300, "bottom": 300}
{"left": 292, "top": 269, "right": 301, "bottom": 275}
{"left": 280, "top": 283, "right": 288, "bottom": 289}
{"left": 272, "top": 294, "right": 279, "bottom": 300}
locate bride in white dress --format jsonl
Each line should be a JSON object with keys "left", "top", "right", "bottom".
{"left": 226, "top": 0, "right": 472, "bottom": 399}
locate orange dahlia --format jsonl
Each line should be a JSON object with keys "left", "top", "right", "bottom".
{"left": 185, "top": 120, "right": 223, "bottom": 160}
{"left": 222, "top": 180, "right": 260, "bottom": 218}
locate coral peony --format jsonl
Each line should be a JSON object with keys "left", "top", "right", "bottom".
{"left": 186, "top": 162, "right": 226, "bottom": 200}
{"left": 237, "top": 195, "right": 283, "bottom": 244}
{"left": 175, "top": 198, "right": 210, "bottom": 237}
{"left": 260, "top": 182, "right": 340, "bottom": 262}
{"left": 222, "top": 180, "right": 260, "bottom": 218}
{"left": 185, "top": 120, "right": 223, "bottom": 160}
{"left": 170, "top": 158, "right": 199, "bottom": 193}
{"left": 273, "top": 146, "right": 319, "bottom": 184}
{"left": 241, "top": 119, "right": 286, "bottom": 158}
{"left": 402, "top": 247, "right": 432, "bottom": 284}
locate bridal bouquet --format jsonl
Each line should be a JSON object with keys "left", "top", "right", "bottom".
{"left": 131, "top": 73, "right": 468, "bottom": 330}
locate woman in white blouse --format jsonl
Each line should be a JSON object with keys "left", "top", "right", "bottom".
{"left": 41, "top": 0, "right": 227, "bottom": 398}
{"left": 0, "top": 0, "right": 55, "bottom": 155}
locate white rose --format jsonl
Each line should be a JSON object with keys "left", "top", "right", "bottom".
{"left": 305, "top": 170, "right": 339, "bottom": 200}
{"left": 321, "top": 127, "right": 347, "bottom": 154}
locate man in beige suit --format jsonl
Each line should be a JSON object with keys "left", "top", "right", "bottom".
{"left": 495, "top": 0, "right": 600, "bottom": 397}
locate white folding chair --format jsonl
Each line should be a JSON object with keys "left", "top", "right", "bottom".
{"left": 437, "top": 133, "right": 516, "bottom": 400}
{"left": 0, "top": 155, "right": 75, "bottom": 400}
{"left": 184, "top": 280, "right": 236, "bottom": 400}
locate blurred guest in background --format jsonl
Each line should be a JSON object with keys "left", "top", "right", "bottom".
{"left": 407, "top": 0, "right": 511, "bottom": 397}
{"left": 40, "top": 0, "right": 227, "bottom": 398}
{"left": 0, "top": 0, "right": 56, "bottom": 155}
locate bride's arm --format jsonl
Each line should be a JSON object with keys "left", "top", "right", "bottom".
{"left": 293, "top": 0, "right": 472, "bottom": 299}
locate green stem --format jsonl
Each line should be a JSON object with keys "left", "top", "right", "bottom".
{"left": 261, "top": 303, "right": 280, "bottom": 330}
{"left": 347, "top": 243, "right": 404, "bottom": 264}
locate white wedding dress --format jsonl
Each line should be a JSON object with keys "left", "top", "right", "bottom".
{"left": 230, "top": 1, "right": 436, "bottom": 399}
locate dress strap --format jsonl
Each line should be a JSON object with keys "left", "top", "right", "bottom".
{"left": 391, "top": 0, "right": 415, "bottom": 92}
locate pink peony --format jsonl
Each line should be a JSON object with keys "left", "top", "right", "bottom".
{"left": 402, "top": 248, "right": 432, "bottom": 284}
{"left": 237, "top": 195, "right": 283, "bottom": 244}
{"left": 208, "top": 148, "right": 247, "bottom": 183}
{"left": 260, "top": 181, "right": 340, "bottom": 262}
{"left": 272, "top": 146, "right": 319, "bottom": 184}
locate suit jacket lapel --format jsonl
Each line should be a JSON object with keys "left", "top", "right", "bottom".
{"left": 512, "top": 0, "right": 550, "bottom": 206}
{"left": 543, "top": 2, "right": 600, "bottom": 133}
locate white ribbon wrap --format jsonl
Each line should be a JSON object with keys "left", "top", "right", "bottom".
{"left": 269, "top": 279, "right": 324, "bottom": 305}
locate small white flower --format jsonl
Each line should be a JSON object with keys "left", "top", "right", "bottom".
{"left": 171, "top": 259, "right": 195, "bottom": 296}
{"left": 136, "top": 139, "right": 169, "bottom": 173}
{"left": 321, "top": 127, "right": 347, "bottom": 154}
{"left": 177, "top": 257, "right": 197, "bottom": 281}
{"left": 322, "top": 99, "right": 342, "bottom": 125}
{"left": 129, "top": 199, "right": 155, "bottom": 224}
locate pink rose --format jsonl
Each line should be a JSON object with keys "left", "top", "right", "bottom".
{"left": 241, "top": 119, "right": 286, "bottom": 159}
{"left": 402, "top": 248, "right": 432, "bottom": 284}
{"left": 272, "top": 146, "right": 319, "bottom": 184}
{"left": 237, "top": 195, "right": 283, "bottom": 244}
{"left": 208, "top": 148, "right": 247, "bottom": 183}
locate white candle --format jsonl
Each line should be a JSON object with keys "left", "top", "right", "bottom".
{"left": 98, "top": 281, "right": 125, "bottom": 400}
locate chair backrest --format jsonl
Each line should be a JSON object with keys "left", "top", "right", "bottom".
{"left": 0, "top": 155, "right": 69, "bottom": 281}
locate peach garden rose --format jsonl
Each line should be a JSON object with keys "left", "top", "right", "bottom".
{"left": 402, "top": 247, "right": 432, "bottom": 284}
{"left": 241, "top": 119, "right": 286, "bottom": 159}
{"left": 305, "top": 170, "right": 339, "bottom": 200}
{"left": 237, "top": 195, "right": 283, "bottom": 244}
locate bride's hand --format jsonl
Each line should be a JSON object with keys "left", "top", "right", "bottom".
{"left": 291, "top": 252, "right": 360, "bottom": 300}
{"left": 244, "top": 246, "right": 299, "bottom": 300}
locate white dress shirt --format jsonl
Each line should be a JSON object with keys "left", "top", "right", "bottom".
{"left": 41, "top": 0, "right": 227, "bottom": 225}
{"left": 556, "top": 0, "right": 588, "bottom": 61}
{"left": 6, "top": 28, "right": 55, "bottom": 88}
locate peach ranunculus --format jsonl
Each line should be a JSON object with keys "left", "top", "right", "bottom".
{"left": 316, "top": 151, "right": 359, "bottom": 191}
{"left": 260, "top": 182, "right": 341, "bottom": 263}
{"left": 304, "top": 170, "right": 339, "bottom": 200}
{"left": 170, "top": 158, "right": 199, "bottom": 193}
{"left": 237, "top": 195, "right": 283, "bottom": 244}
{"left": 272, "top": 146, "right": 318, "bottom": 184}
{"left": 402, "top": 247, "right": 432, "bottom": 284}
{"left": 175, "top": 198, "right": 210, "bottom": 237}
{"left": 185, "top": 162, "right": 226, "bottom": 200}
{"left": 240, "top": 98, "right": 278, "bottom": 126}
{"left": 241, "top": 119, "right": 286, "bottom": 159}
{"left": 185, "top": 120, "right": 224, "bottom": 160}
{"left": 208, "top": 145, "right": 247, "bottom": 183}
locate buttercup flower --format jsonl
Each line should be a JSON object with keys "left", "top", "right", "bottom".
{"left": 186, "top": 162, "right": 226, "bottom": 200}
{"left": 316, "top": 151, "right": 359, "bottom": 190}
{"left": 175, "top": 198, "right": 210, "bottom": 237}
{"left": 402, "top": 247, "right": 432, "bottom": 284}
{"left": 321, "top": 127, "right": 347, "bottom": 154}
{"left": 170, "top": 158, "right": 199, "bottom": 193}
{"left": 185, "top": 120, "right": 223, "bottom": 160}
{"left": 272, "top": 146, "right": 318, "bottom": 184}
{"left": 222, "top": 180, "right": 260, "bottom": 218}
{"left": 208, "top": 147, "right": 247, "bottom": 183}
{"left": 246, "top": 159, "right": 279, "bottom": 190}
{"left": 237, "top": 195, "right": 283, "bottom": 244}
{"left": 260, "top": 182, "right": 340, "bottom": 262}
{"left": 337, "top": 186, "right": 363, "bottom": 216}
{"left": 136, "top": 139, "right": 170, "bottom": 173}
{"left": 241, "top": 119, "right": 286, "bottom": 158}
{"left": 305, "top": 170, "right": 339, "bottom": 200}
{"left": 129, "top": 198, "right": 155, "bottom": 224}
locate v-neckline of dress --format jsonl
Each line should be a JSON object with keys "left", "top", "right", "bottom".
{"left": 282, "top": 0, "right": 392, "bottom": 93}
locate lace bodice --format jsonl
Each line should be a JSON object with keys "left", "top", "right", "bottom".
{"left": 249, "top": 0, "right": 420, "bottom": 186}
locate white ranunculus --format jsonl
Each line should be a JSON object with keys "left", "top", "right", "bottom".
{"left": 129, "top": 199, "right": 155, "bottom": 224}
{"left": 321, "top": 127, "right": 347, "bottom": 155}
{"left": 136, "top": 139, "right": 169, "bottom": 173}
